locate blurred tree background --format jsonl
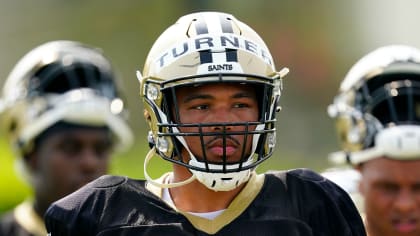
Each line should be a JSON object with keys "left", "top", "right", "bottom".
{"left": 1, "top": 0, "right": 420, "bottom": 213}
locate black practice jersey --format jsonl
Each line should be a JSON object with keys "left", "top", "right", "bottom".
{"left": 45, "top": 168, "right": 366, "bottom": 236}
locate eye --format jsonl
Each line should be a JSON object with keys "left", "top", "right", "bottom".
{"left": 413, "top": 183, "right": 420, "bottom": 193}
{"left": 94, "top": 140, "right": 113, "bottom": 158}
{"left": 59, "top": 141, "right": 82, "bottom": 157}
{"left": 233, "top": 103, "right": 249, "bottom": 108}
{"left": 191, "top": 104, "right": 209, "bottom": 110}
{"left": 376, "top": 182, "right": 399, "bottom": 194}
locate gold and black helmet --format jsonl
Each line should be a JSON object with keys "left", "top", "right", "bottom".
{"left": 139, "top": 12, "right": 288, "bottom": 191}
{"left": 329, "top": 45, "right": 420, "bottom": 165}
{"left": 0, "top": 40, "right": 133, "bottom": 158}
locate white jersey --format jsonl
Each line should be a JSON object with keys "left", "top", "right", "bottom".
{"left": 321, "top": 167, "right": 364, "bottom": 214}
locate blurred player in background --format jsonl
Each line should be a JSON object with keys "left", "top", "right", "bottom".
{"left": 0, "top": 40, "right": 133, "bottom": 236}
{"left": 327, "top": 45, "right": 420, "bottom": 236}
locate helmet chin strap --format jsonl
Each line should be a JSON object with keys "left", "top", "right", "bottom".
{"left": 144, "top": 147, "right": 196, "bottom": 188}
{"left": 144, "top": 146, "right": 252, "bottom": 191}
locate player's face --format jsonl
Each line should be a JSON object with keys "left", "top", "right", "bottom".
{"left": 175, "top": 83, "right": 259, "bottom": 163}
{"left": 29, "top": 128, "right": 113, "bottom": 203}
{"left": 359, "top": 158, "right": 420, "bottom": 236}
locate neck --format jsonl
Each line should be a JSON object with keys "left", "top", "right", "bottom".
{"left": 32, "top": 199, "right": 48, "bottom": 220}
{"left": 32, "top": 191, "right": 55, "bottom": 219}
{"left": 170, "top": 164, "right": 245, "bottom": 213}
{"left": 364, "top": 217, "right": 381, "bottom": 236}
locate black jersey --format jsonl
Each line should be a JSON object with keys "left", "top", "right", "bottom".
{"left": 45, "top": 168, "right": 366, "bottom": 236}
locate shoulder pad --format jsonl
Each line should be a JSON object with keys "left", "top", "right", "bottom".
{"left": 287, "top": 168, "right": 324, "bottom": 182}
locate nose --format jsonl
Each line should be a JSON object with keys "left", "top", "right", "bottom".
{"left": 394, "top": 189, "right": 416, "bottom": 213}
{"left": 208, "top": 107, "right": 238, "bottom": 131}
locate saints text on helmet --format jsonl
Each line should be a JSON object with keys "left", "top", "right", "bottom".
{"left": 155, "top": 34, "right": 273, "bottom": 70}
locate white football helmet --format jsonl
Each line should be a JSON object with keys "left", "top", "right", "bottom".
{"left": 139, "top": 12, "right": 288, "bottom": 191}
{"left": 0, "top": 40, "right": 133, "bottom": 159}
{"left": 328, "top": 45, "right": 420, "bottom": 165}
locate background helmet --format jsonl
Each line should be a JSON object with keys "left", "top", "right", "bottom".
{"left": 328, "top": 45, "right": 420, "bottom": 165}
{"left": 0, "top": 40, "right": 133, "bottom": 159}
{"left": 140, "top": 11, "right": 288, "bottom": 191}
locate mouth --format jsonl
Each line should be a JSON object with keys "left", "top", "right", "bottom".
{"left": 392, "top": 218, "right": 418, "bottom": 233}
{"left": 209, "top": 145, "right": 237, "bottom": 156}
{"left": 207, "top": 137, "right": 240, "bottom": 157}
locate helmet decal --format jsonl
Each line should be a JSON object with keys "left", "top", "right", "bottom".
{"left": 155, "top": 34, "right": 274, "bottom": 73}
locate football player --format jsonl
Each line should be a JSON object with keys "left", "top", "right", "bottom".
{"left": 45, "top": 12, "right": 365, "bottom": 235}
{"left": 0, "top": 40, "right": 133, "bottom": 236}
{"left": 328, "top": 45, "right": 420, "bottom": 236}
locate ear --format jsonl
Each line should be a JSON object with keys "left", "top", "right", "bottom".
{"left": 143, "top": 109, "right": 153, "bottom": 127}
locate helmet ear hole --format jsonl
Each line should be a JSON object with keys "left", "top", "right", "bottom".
{"left": 147, "top": 131, "right": 155, "bottom": 149}
{"left": 143, "top": 109, "right": 152, "bottom": 123}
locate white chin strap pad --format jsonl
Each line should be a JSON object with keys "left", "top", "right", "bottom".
{"left": 334, "top": 125, "right": 420, "bottom": 165}
{"left": 189, "top": 159, "right": 252, "bottom": 192}
{"left": 144, "top": 147, "right": 251, "bottom": 191}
